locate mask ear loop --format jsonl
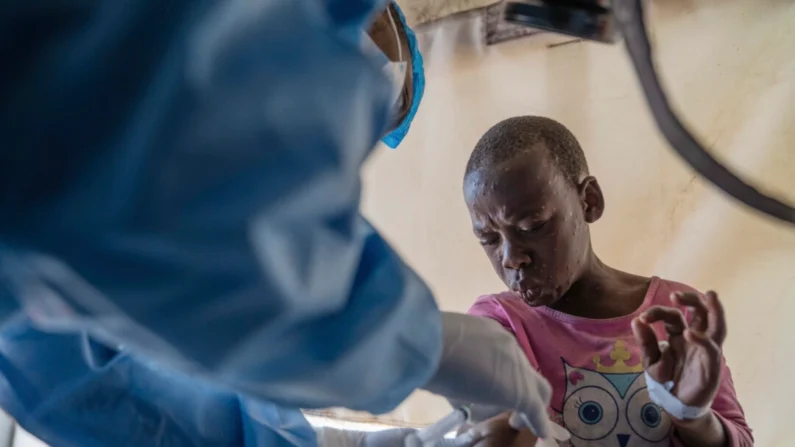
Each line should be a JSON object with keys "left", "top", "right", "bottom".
{"left": 385, "top": 5, "right": 403, "bottom": 63}
{"left": 384, "top": 4, "right": 407, "bottom": 112}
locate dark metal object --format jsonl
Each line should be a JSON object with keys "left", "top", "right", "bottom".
{"left": 503, "top": 0, "right": 617, "bottom": 43}
{"left": 485, "top": 2, "right": 543, "bottom": 46}
{"left": 503, "top": 0, "right": 795, "bottom": 226}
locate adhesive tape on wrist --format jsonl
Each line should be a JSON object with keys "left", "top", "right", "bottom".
{"left": 644, "top": 372, "right": 710, "bottom": 420}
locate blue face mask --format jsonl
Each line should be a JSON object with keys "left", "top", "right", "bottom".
{"left": 380, "top": 2, "right": 425, "bottom": 149}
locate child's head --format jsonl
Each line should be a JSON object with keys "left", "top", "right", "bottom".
{"left": 463, "top": 116, "right": 605, "bottom": 307}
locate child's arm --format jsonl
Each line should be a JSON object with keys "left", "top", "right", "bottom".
{"left": 672, "top": 412, "right": 727, "bottom": 446}
{"left": 633, "top": 291, "right": 753, "bottom": 447}
{"left": 452, "top": 412, "right": 537, "bottom": 447}
{"left": 673, "top": 358, "right": 753, "bottom": 447}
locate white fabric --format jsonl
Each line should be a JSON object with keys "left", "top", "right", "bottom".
{"left": 0, "top": 413, "right": 12, "bottom": 447}
{"left": 12, "top": 427, "right": 47, "bottom": 447}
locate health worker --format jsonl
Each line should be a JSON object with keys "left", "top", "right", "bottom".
{"left": 0, "top": 1, "right": 551, "bottom": 446}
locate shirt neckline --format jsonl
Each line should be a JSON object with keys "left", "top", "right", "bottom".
{"left": 529, "top": 276, "right": 661, "bottom": 326}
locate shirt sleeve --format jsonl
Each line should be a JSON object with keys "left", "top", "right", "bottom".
{"left": 711, "top": 359, "right": 754, "bottom": 446}
{"left": 468, "top": 295, "right": 543, "bottom": 371}
{"left": 468, "top": 296, "right": 514, "bottom": 331}
{"left": 459, "top": 296, "right": 526, "bottom": 423}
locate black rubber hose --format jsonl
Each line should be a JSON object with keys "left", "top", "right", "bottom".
{"left": 614, "top": 0, "right": 795, "bottom": 225}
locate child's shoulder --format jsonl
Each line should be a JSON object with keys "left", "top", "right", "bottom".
{"left": 468, "top": 291, "right": 540, "bottom": 320}
{"left": 472, "top": 290, "right": 516, "bottom": 304}
{"left": 644, "top": 277, "right": 705, "bottom": 322}
{"left": 470, "top": 291, "right": 522, "bottom": 310}
{"left": 467, "top": 292, "right": 547, "bottom": 332}
{"left": 649, "top": 276, "right": 702, "bottom": 300}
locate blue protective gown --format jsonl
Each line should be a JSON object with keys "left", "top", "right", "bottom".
{"left": 0, "top": 0, "right": 441, "bottom": 445}
{"left": 0, "top": 314, "right": 317, "bottom": 446}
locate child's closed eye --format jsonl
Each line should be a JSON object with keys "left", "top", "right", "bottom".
{"left": 519, "top": 219, "right": 549, "bottom": 234}
{"left": 477, "top": 233, "right": 500, "bottom": 246}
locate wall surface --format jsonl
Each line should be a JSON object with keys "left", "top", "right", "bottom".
{"left": 353, "top": 0, "right": 795, "bottom": 445}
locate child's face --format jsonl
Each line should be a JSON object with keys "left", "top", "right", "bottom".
{"left": 464, "top": 146, "right": 599, "bottom": 307}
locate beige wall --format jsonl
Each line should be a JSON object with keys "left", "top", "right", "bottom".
{"left": 358, "top": 0, "right": 795, "bottom": 445}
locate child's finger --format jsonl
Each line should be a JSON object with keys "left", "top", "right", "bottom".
{"left": 640, "top": 306, "right": 688, "bottom": 337}
{"left": 671, "top": 292, "right": 708, "bottom": 333}
{"left": 683, "top": 329, "right": 722, "bottom": 376}
{"left": 632, "top": 318, "right": 661, "bottom": 366}
{"left": 683, "top": 328, "right": 716, "bottom": 351}
{"left": 704, "top": 291, "right": 727, "bottom": 346}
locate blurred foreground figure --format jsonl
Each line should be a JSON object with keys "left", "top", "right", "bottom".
{"left": 0, "top": 1, "right": 551, "bottom": 446}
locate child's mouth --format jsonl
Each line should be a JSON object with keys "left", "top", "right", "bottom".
{"left": 518, "top": 287, "right": 544, "bottom": 305}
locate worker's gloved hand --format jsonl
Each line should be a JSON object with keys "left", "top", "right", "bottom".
{"left": 422, "top": 312, "right": 553, "bottom": 439}
{"left": 315, "top": 426, "right": 417, "bottom": 447}
{"left": 315, "top": 426, "right": 486, "bottom": 447}
{"left": 359, "top": 428, "right": 417, "bottom": 447}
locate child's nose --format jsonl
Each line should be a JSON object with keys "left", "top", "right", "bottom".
{"left": 501, "top": 240, "right": 532, "bottom": 270}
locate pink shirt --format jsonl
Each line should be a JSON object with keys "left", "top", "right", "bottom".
{"left": 468, "top": 277, "right": 753, "bottom": 447}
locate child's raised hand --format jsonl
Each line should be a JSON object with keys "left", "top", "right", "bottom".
{"left": 631, "top": 291, "right": 726, "bottom": 409}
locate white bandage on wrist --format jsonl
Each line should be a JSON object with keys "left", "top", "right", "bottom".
{"left": 644, "top": 372, "right": 711, "bottom": 420}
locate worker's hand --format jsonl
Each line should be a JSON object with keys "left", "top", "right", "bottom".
{"left": 422, "top": 312, "right": 552, "bottom": 439}
{"left": 315, "top": 426, "right": 418, "bottom": 447}
{"left": 631, "top": 291, "right": 726, "bottom": 409}
{"left": 458, "top": 412, "right": 537, "bottom": 447}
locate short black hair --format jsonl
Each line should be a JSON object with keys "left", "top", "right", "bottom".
{"left": 465, "top": 116, "right": 589, "bottom": 184}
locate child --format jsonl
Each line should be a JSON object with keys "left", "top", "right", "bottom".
{"left": 459, "top": 117, "right": 752, "bottom": 446}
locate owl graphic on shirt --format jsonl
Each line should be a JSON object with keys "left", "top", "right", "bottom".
{"left": 552, "top": 340, "right": 673, "bottom": 447}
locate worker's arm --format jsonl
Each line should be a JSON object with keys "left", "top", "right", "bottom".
{"left": 0, "top": 1, "right": 553, "bottom": 433}
{"left": 453, "top": 412, "right": 537, "bottom": 447}
{"left": 0, "top": 0, "right": 440, "bottom": 414}
{"left": 315, "top": 426, "right": 418, "bottom": 447}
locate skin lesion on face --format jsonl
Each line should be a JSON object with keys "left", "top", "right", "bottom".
{"left": 464, "top": 148, "right": 605, "bottom": 308}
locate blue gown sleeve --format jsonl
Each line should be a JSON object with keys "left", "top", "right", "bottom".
{"left": 0, "top": 0, "right": 442, "bottom": 413}
{"left": 0, "top": 314, "right": 318, "bottom": 447}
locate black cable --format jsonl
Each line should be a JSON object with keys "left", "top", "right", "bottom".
{"left": 613, "top": 0, "right": 795, "bottom": 225}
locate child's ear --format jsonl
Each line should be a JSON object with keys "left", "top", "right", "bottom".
{"left": 578, "top": 176, "right": 605, "bottom": 223}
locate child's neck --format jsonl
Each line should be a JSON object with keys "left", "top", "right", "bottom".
{"left": 549, "top": 254, "right": 651, "bottom": 319}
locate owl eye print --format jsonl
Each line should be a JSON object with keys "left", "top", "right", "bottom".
{"left": 559, "top": 359, "right": 672, "bottom": 447}
{"left": 563, "top": 384, "right": 619, "bottom": 441}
